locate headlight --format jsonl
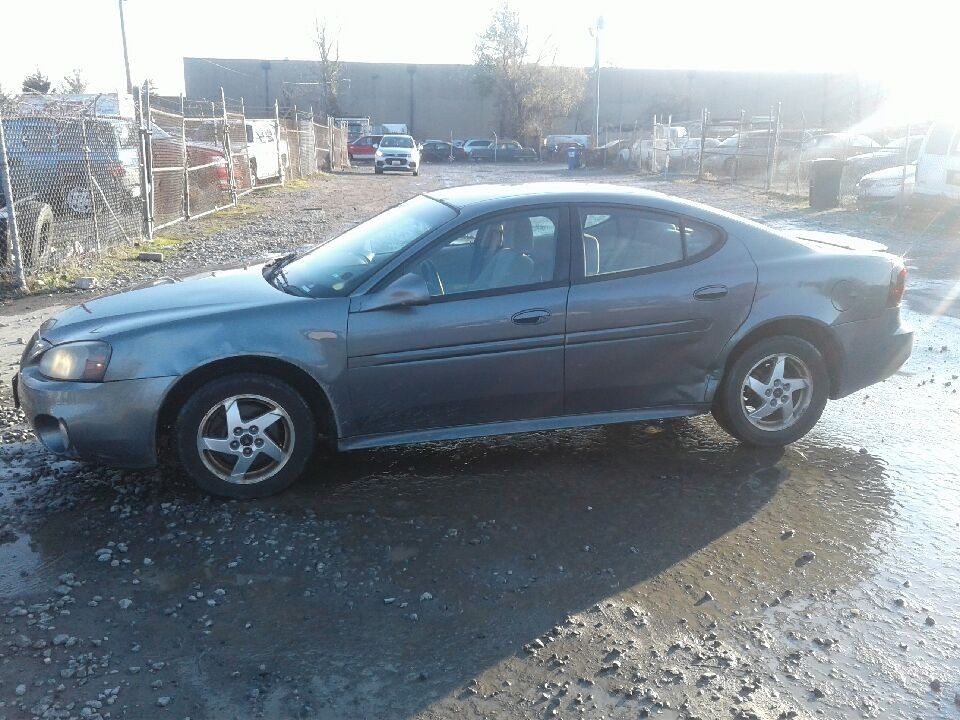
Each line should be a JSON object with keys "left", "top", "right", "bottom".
{"left": 375, "top": 150, "right": 383, "bottom": 158}
{"left": 38, "top": 341, "right": 112, "bottom": 382}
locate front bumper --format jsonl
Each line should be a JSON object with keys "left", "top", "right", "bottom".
{"left": 376, "top": 157, "right": 417, "bottom": 171}
{"left": 15, "top": 367, "right": 177, "bottom": 468}
{"left": 830, "top": 306, "right": 913, "bottom": 399}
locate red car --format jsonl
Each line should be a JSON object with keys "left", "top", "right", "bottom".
{"left": 348, "top": 135, "right": 383, "bottom": 162}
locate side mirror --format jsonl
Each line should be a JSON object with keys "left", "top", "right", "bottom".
{"left": 357, "top": 272, "right": 431, "bottom": 312}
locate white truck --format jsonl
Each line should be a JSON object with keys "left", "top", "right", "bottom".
{"left": 244, "top": 119, "right": 287, "bottom": 185}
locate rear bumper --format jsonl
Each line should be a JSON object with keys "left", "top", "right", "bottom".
{"left": 16, "top": 367, "right": 177, "bottom": 468}
{"left": 830, "top": 307, "right": 913, "bottom": 399}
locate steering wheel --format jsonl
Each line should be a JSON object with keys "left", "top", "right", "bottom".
{"left": 418, "top": 259, "right": 444, "bottom": 296}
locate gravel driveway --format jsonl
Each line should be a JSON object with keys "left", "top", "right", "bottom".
{"left": 0, "top": 163, "right": 958, "bottom": 719}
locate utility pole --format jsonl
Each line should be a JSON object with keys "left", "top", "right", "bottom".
{"left": 118, "top": 0, "right": 133, "bottom": 94}
{"left": 591, "top": 17, "right": 604, "bottom": 147}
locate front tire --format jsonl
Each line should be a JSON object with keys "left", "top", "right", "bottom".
{"left": 713, "top": 336, "right": 828, "bottom": 447}
{"left": 175, "top": 373, "right": 316, "bottom": 499}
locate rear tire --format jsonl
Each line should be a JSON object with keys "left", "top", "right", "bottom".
{"left": 713, "top": 335, "right": 828, "bottom": 447}
{"left": 16, "top": 200, "right": 53, "bottom": 269}
{"left": 175, "top": 373, "right": 317, "bottom": 499}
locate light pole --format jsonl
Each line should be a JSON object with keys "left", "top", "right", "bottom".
{"left": 590, "top": 16, "right": 604, "bottom": 147}
{"left": 118, "top": 0, "right": 133, "bottom": 95}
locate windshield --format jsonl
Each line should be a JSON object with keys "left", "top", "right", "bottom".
{"left": 380, "top": 135, "right": 414, "bottom": 148}
{"left": 274, "top": 195, "right": 457, "bottom": 297}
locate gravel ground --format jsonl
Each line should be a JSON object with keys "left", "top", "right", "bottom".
{"left": 0, "top": 163, "right": 958, "bottom": 720}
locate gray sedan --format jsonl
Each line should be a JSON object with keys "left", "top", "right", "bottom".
{"left": 14, "top": 184, "right": 913, "bottom": 498}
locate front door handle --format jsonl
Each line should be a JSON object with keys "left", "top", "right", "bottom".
{"left": 694, "top": 285, "right": 728, "bottom": 301}
{"left": 512, "top": 309, "right": 550, "bottom": 325}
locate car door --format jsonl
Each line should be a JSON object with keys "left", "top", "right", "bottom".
{"left": 345, "top": 206, "right": 571, "bottom": 438}
{"left": 564, "top": 205, "right": 757, "bottom": 414}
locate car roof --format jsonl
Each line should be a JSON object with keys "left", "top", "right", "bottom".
{"left": 426, "top": 183, "right": 667, "bottom": 209}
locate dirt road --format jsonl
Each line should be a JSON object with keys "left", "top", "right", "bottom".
{"left": 0, "top": 164, "right": 958, "bottom": 719}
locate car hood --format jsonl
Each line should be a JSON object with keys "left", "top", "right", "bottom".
{"left": 41, "top": 266, "right": 304, "bottom": 344}
{"left": 379, "top": 147, "right": 414, "bottom": 154}
{"left": 860, "top": 165, "right": 916, "bottom": 182}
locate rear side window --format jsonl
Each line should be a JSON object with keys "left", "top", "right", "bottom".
{"left": 577, "top": 208, "right": 723, "bottom": 278}
{"left": 925, "top": 125, "right": 954, "bottom": 156}
{"left": 682, "top": 220, "right": 724, "bottom": 257}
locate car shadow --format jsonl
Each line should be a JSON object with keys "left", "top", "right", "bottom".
{"left": 12, "top": 418, "right": 893, "bottom": 718}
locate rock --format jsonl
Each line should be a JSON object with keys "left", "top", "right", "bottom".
{"left": 156, "top": 696, "right": 171, "bottom": 707}
{"left": 796, "top": 550, "right": 816, "bottom": 566}
{"left": 925, "top": 616, "right": 936, "bottom": 626}
{"left": 15, "top": 683, "right": 26, "bottom": 696}
{"left": 137, "top": 252, "right": 164, "bottom": 262}
{"left": 52, "top": 633, "right": 70, "bottom": 646}
{"left": 698, "top": 591, "right": 714, "bottom": 604}
{"left": 74, "top": 277, "right": 96, "bottom": 290}
{"left": 930, "top": 679, "right": 941, "bottom": 692}
{"left": 419, "top": 592, "right": 433, "bottom": 602}
{"left": 781, "top": 529, "right": 795, "bottom": 539}
{"left": 118, "top": 598, "right": 133, "bottom": 609}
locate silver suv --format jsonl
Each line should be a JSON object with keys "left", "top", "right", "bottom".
{"left": 375, "top": 134, "right": 420, "bottom": 176}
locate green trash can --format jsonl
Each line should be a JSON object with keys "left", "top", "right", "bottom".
{"left": 809, "top": 158, "right": 844, "bottom": 209}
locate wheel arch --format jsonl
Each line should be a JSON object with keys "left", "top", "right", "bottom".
{"left": 156, "top": 356, "right": 339, "bottom": 454}
{"left": 715, "top": 317, "right": 844, "bottom": 400}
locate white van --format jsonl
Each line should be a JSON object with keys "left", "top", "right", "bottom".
{"left": 245, "top": 120, "right": 287, "bottom": 185}
{"left": 913, "top": 123, "right": 960, "bottom": 202}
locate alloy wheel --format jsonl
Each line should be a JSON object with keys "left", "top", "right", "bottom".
{"left": 66, "top": 187, "right": 94, "bottom": 215}
{"left": 739, "top": 353, "right": 813, "bottom": 431}
{"left": 196, "top": 394, "right": 295, "bottom": 484}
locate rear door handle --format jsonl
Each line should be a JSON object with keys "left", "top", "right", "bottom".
{"left": 694, "top": 285, "right": 728, "bottom": 301}
{"left": 512, "top": 309, "right": 550, "bottom": 325}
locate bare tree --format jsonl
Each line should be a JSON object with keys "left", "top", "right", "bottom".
{"left": 59, "top": 68, "right": 88, "bottom": 94}
{"left": 474, "top": 3, "right": 585, "bottom": 145}
{"left": 0, "top": 85, "right": 18, "bottom": 113}
{"left": 313, "top": 19, "right": 341, "bottom": 118}
{"left": 21, "top": 69, "right": 51, "bottom": 95}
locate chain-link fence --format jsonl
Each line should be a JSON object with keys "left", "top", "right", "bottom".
{"left": 0, "top": 108, "right": 146, "bottom": 285}
{"left": 1, "top": 90, "right": 350, "bottom": 293}
{"left": 627, "top": 106, "right": 920, "bottom": 204}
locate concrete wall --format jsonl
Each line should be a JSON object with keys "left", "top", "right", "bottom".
{"left": 184, "top": 57, "right": 881, "bottom": 140}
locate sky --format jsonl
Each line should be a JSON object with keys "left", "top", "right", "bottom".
{"left": 1, "top": 0, "right": 955, "bottom": 120}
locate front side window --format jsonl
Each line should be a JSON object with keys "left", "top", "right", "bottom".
{"left": 924, "top": 125, "right": 953, "bottom": 156}
{"left": 275, "top": 195, "right": 457, "bottom": 297}
{"left": 405, "top": 208, "right": 560, "bottom": 297}
{"left": 577, "top": 208, "right": 723, "bottom": 278}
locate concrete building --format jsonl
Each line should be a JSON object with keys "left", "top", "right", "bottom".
{"left": 184, "top": 57, "right": 881, "bottom": 140}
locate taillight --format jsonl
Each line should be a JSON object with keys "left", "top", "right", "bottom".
{"left": 888, "top": 264, "right": 907, "bottom": 307}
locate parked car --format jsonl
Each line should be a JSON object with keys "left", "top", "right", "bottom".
{"left": 668, "top": 137, "right": 721, "bottom": 170}
{"left": 856, "top": 165, "right": 915, "bottom": 205}
{"left": 702, "top": 131, "right": 772, "bottom": 176}
{"left": 461, "top": 139, "right": 493, "bottom": 158}
{"left": 912, "top": 123, "right": 960, "bottom": 202}
{"left": 244, "top": 119, "right": 287, "bottom": 184}
{"left": 14, "top": 184, "right": 912, "bottom": 498}
{"left": 0, "top": 116, "right": 140, "bottom": 218}
{"left": 374, "top": 134, "right": 420, "bottom": 175}
{"left": 420, "top": 140, "right": 466, "bottom": 162}
{"left": 348, "top": 135, "right": 383, "bottom": 163}
{"left": 149, "top": 123, "right": 231, "bottom": 220}
{"left": 845, "top": 135, "right": 925, "bottom": 181}
{"left": 469, "top": 140, "right": 538, "bottom": 162}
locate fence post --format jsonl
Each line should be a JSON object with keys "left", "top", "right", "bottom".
{"left": 764, "top": 105, "right": 774, "bottom": 191}
{"left": 80, "top": 118, "right": 102, "bottom": 254}
{"left": 180, "top": 94, "right": 190, "bottom": 220}
{"left": 274, "top": 100, "right": 284, "bottom": 185}
{"left": 769, "top": 101, "right": 782, "bottom": 192}
{"left": 293, "top": 105, "right": 300, "bottom": 178}
{"left": 734, "top": 109, "right": 745, "bottom": 182}
{"left": 138, "top": 85, "right": 155, "bottom": 241}
{"left": 220, "top": 87, "right": 238, "bottom": 206}
{"left": 898, "top": 122, "right": 911, "bottom": 216}
{"left": 697, "top": 108, "right": 707, "bottom": 182}
{"left": 0, "top": 112, "right": 27, "bottom": 291}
